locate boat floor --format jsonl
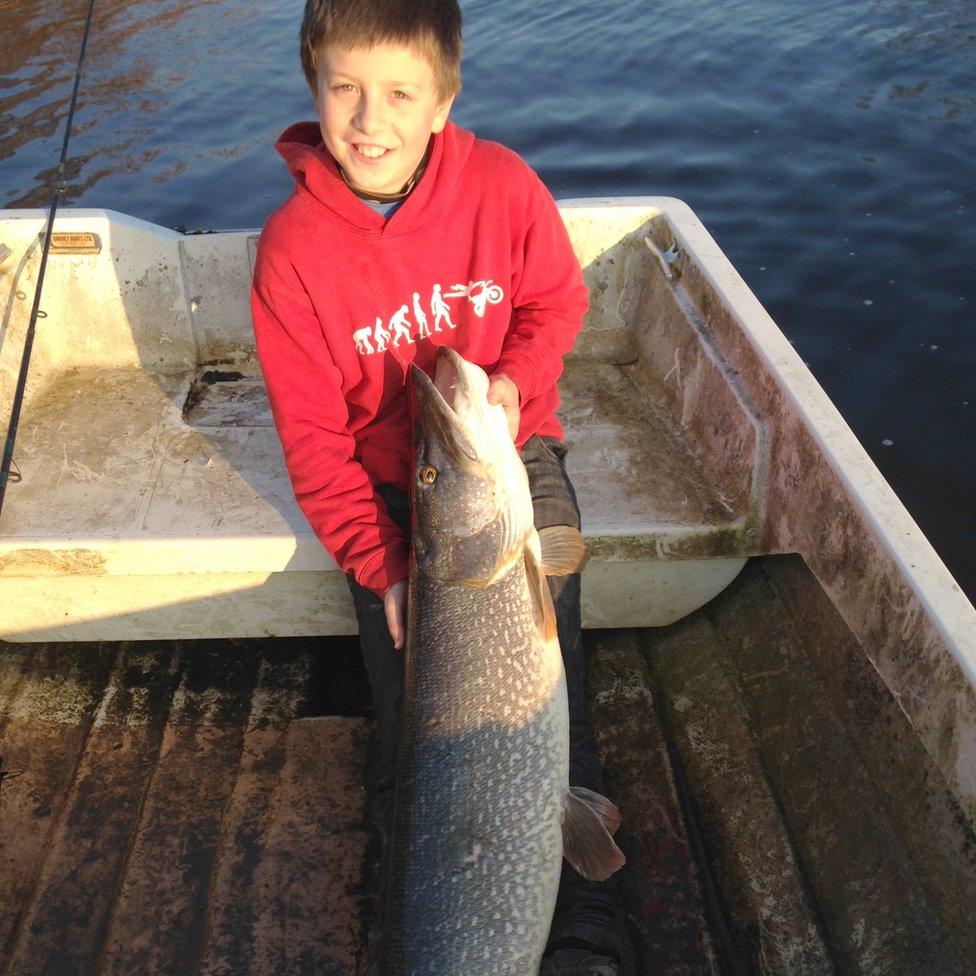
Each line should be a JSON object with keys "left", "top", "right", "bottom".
{"left": 1, "top": 556, "right": 974, "bottom": 976}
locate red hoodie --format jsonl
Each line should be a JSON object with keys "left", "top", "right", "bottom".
{"left": 251, "top": 120, "right": 588, "bottom": 597}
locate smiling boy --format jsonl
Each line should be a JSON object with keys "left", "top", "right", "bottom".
{"left": 251, "top": 1, "right": 627, "bottom": 972}
{"left": 316, "top": 42, "right": 453, "bottom": 199}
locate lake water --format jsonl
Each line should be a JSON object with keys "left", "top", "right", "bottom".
{"left": 2, "top": 0, "right": 974, "bottom": 600}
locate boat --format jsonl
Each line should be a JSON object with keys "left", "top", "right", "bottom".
{"left": 0, "top": 199, "right": 974, "bottom": 974}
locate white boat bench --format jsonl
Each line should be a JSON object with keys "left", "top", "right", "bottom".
{"left": 0, "top": 202, "right": 759, "bottom": 641}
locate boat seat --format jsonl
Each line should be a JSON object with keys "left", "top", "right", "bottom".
{"left": 0, "top": 206, "right": 757, "bottom": 641}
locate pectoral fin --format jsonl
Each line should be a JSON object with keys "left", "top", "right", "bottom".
{"left": 524, "top": 544, "right": 558, "bottom": 643}
{"left": 562, "top": 788, "right": 627, "bottom": 881}
{"left": 539, "top": 525, "right": 589, "bottom": 576}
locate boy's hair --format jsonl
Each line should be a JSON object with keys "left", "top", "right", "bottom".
{"left": 300, "top": 0, "right": 463, "bottom": 100}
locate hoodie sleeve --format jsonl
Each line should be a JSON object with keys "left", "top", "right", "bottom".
{"left": 492, "top": 171, "right": 589, "bottom": 404}
{"left": 251, "top": 260, "right": 409, "bottom": 598}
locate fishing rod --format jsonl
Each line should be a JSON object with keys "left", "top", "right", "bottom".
{"left": 0, "top": 0, "right": 97, "bottom": 518}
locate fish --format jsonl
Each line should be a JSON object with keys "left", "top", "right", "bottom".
{"left": 376, "top": 347, "right": 625, "bottom": 975}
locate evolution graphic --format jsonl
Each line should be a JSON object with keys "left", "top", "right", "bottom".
{"left": 352, "top": 279, "right": 504, "bottom": 356}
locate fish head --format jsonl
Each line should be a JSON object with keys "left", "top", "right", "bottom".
{"left": 409, "top": 348, "right": 534, "bottom": 585}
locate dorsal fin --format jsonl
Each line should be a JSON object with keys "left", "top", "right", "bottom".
{"left": 524, "top": 543, "right": 558, "bottom": 643}
{"left": 539, "top": 525, "right": 589, "bottom": 576}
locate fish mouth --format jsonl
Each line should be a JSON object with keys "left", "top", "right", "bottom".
{"left": 410, "top": 349, "right": 478, "bottom": 462}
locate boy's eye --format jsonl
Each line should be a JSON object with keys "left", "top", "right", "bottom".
{"left": 332, "top": 83, "right": 357, "bottom": 93}
{"left": 392, "top": 90, "right": 412, "bottom": 101}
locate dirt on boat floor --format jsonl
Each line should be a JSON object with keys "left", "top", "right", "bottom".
{"left": 1, "top": 556, "right": 974, "bottom": 976}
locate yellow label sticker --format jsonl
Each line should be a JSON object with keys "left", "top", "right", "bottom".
{"left": 49, "top": 232, "right": 101, "bottom": 254}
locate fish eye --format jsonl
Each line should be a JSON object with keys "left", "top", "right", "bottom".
{"left": 418, "top": 465, "right": 438, "bottom": 486}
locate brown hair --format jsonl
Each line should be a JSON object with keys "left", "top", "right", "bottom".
{"left": 300, "top": 0, "right": 463, "bottom": 100}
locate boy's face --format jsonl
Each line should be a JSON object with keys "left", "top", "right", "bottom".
{"left": 313, "top": 43, "right": 455, "bottom": 196}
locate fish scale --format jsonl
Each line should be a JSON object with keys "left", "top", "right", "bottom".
{"left": 384, "top": 561, "right": 569, "bottom": 975}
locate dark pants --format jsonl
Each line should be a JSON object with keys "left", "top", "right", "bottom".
{"left": 348, "top": 436, "right": 624, "bottom": 961}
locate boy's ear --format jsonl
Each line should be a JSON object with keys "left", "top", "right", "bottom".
{"left": 431, "top": 94, "right": 456, "bottom": 134}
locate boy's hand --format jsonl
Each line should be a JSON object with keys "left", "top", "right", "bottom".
{"left": 487, "top": 373, "right": 521, "bottom": 441}
{"left": 384, "top": 579, "right": 408, "bottom": 650}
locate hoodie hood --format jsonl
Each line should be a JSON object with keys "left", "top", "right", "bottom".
{"left": 276, "top": 120, "right": 475, "bottom": 237}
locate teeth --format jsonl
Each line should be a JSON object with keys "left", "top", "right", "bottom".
{"left": 356, "top": 145, "right": 388, "bottom": 159}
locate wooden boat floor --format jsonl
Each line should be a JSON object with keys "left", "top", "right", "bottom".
{"left": 1, "top": 556, "right": 974, "bottom": 976}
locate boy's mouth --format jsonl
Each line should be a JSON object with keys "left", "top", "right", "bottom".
{"left": 351, "top": 143, "right": 393, "bottom": 161}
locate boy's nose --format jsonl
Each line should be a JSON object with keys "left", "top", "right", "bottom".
{"left": 353, "top": 93, "right": 385, "bottom": 135}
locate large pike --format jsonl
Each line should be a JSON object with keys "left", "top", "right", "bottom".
{"left": 377, "top": 348, "right": 625, "bottom": 975}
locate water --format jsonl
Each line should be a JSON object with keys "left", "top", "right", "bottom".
{"left": 2, "top": 0, "right": 974, "bottom": 600}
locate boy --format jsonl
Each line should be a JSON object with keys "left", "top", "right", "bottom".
{"left": 251, "top": 1, "right": 627, "bottom": 972}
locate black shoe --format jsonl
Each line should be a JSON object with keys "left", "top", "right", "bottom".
{"left": 540, "top": 947, "right": 619, "bottom": 975}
